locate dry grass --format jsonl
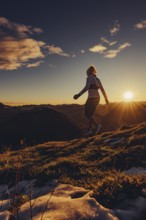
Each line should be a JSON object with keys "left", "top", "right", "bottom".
{"left": 0, "top": 122, "right": 146, "bottom": 208}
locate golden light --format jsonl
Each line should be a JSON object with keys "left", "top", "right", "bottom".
{"left": 123, "top": 91, "right": 134, "bottom": 102}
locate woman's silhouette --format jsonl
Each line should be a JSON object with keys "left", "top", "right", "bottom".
{"left": 74, "top": 65, "right": 109, "bottom": 136}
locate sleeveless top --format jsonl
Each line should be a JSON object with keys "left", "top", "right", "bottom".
{"left": 88, "top": 75, "right": 100, "bottom": 98}
{"left": 79, "top": 74, "right": 100, "bottom": 99}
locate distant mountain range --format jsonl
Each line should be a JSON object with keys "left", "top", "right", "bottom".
{"left": 54, "top": 101, "right": 146, "bottom": 131}
{"left": 0, "top": 102, "right": 146, "bottom": 148}
{"left": 0, "top": 104, "right": 82, "bottom": 148}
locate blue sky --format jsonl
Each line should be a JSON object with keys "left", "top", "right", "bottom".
{"left": 0, "top": 0, "right": 146, "bottom": 105}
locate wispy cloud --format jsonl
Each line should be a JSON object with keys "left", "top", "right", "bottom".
{"left": 100, "top": 37, "right": 117, "bottom": 46}
{"left": 81, "top": 50, "right": 85, "bottom": 53}
{"left": 109, "top": 41, "right": 117, "bottom": 46}
{"left": 110, "top": 20, "right": 120, "bottom": 36}
{"left": 26, "top": 61, "right": 44, "bottom": 68}
{"left": 134, "top": 20, "right": 146, "bottom": 30}
{"left": 48, "top": 64, "right": 56, "bottom": 68}
{"left": 32, "top": 28, "right": 43, "bottom": 34}
{"left": 0, "top": 17, "right": 71, "bottom": 70}
{"left": 89, "top": 44, "right": 107, "bottom": 53}
{"left": 46, "top": 45, "right": 70, "bottom": 57}
{"left": 0, "top": 17, "right": 45, "bottom": 70}
{"left": 0, "top": 17, "right": 9, "bottom": 25}
{"left": 0, "top": 37, "right": 45, "bottom": 70}
{"left": 100, "top": 37, "right": 110, "bottom": 44}
{"left": 104, "top": 42, "right": 131, "bottom": 58}
{"left": 104, "top": 49, "right": 120, "bottom": 58}
{"left": 88, "top": 21, "right": 130, "bottom": 59}
{"left": 118, "top": 43, "right": 131, "bottom": 50}
{"left": 0, "top": 16, "right": 43, "bottom": 37}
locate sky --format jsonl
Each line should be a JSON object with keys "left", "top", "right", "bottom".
{"left": 0, "top": 0, "right": 146, "bottom": 105}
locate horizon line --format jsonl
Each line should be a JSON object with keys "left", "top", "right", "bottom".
{"left": 1, "top": 100, "right": 146, "bottom": 107}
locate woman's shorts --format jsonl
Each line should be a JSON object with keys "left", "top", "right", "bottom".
{"left": 85, "top": 97, "right": 100, "bottom": 119}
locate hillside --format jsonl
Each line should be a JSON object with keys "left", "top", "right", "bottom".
{"left": 0, "top": 102, "right": 146, "bottom": 148}
{"left": 0, "top": 121, "right": 146, "bottom": 219}
{"left": 0, "top": 107, "right": 82, "bottom": 148}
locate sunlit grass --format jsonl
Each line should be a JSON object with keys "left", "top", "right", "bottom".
{"left": 0, "top": 121, "right": 146, "bottom": 208}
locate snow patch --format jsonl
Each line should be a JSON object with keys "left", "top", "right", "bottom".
{"left": 115, "top": 196, "right": 146, "bottom": 220}
{"left": 1, "top": 179, "right": 146, "bottom": 220}
{"left": 109, "top": 138, "right": 125, "bottom": 146}
{"left": 103, "top": 137, "right": 125, "bottom": 146}
{"left": 0, "top": 180, "right": 118, "bottom": 220}
{"left": 125, "top": 167, "right": 146, "bottom": 175}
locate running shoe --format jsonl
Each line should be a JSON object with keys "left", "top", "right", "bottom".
{"left": 95, "top": 124, "right": 103, "bottom": 135}
{"left": 84, "top": 130, "right": 93, "bottom": 137}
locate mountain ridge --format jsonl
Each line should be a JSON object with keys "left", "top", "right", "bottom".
{"left": 0, "top": 107, "right": 82, "bottom": 148}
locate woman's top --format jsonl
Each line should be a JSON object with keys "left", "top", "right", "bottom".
{"left": 79, "top": 74, "right": 100, "bottom": 99}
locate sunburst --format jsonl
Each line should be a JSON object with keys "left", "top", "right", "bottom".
{"left": 123, "top": 91, "right": 134, "bottom": 102}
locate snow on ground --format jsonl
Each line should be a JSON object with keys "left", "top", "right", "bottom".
{"left": 115, "top": 196, "right": 146, "bottom": 220}
{"left": 103, "top": 137, "right": 125, "bottom": 146}
{"left": 0, "top": 179, "right": 146, "bottom": 220}
{"left": 125, "top": 167, "right": 146, "bottom": 175}
{"left": 0, "top": 180, "right": 118, "bottom": 220}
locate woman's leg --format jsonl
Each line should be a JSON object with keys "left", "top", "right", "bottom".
{"left": 88, "top": 116, "right": 93, "bottom": 131}
{"left": 85, "top": 98, "right": 100, "bottom": 132}
{"left": 88, "top": 116, "right": 100, "bottom": 130}
{"left": 88, "top": 116, "right": 96, "bottom": 130}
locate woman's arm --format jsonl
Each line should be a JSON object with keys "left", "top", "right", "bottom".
{"left": 98, "top": 79, "right": 109, "bottom": 105}
{"left": 74, "top": 77, "right": 91, "bottom": 99}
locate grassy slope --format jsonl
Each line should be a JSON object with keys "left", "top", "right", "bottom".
{"left": 0, "top": 121, "right": 146, "bottom": 208}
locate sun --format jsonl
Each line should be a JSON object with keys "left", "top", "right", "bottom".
{"left": 123, "top": 91, "right": 134, "bottom": 102}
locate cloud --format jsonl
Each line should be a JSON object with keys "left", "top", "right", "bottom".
{"left": 0, "top": 17, "right": 45, "bottom": 70}
{"left": 134, "top": 20, "right": 146, "bottom": 30}
{"left": 26, "top": 61, "right": 44, "bottom": 68}
{"left": 100, "top": 37, "right": 117, "bottom": 46}
{"left": 100, "top": 37, "right": 110, "bottom": 44}
{"left": 89, "top": 44, "right": 107, "bottom": 53}
{"left": 89, "top": 22, "right": 130, "bottom": 59}
{"left": 0, "top": 17, "right": 9, "bottom": 25}
{"left": 109, "top": 41, "right": 117, "bottom": 46}
{"left": 104, "top": 49, "right": 119, "bottom": 58}
{"left": 32, "top": 28, "right": 43, "bottom": 34}
{"left": 0, "top": 37, "right": 45, "bottom": 70}
{"left": 48, "top": 64, "right": 56, "bottom": 68}
{"left": 110, "top": 21, "right": 120, "bottom": 36}
{"left": 46, "top": 45, "right": 70, "bottom": 57}
{"left": 0, "top": 17, "right": 71, "bottom": 70}
{"left": 118, "top": 42, "right": 131, "bottom": 50}
{"left": 81, "top": 50, "right": 85, "bottom": 53}
{"left": 0, "top": 16, "right": 43, "bottom": 37}
{"left": 104, "top": 42, "right": 131, "bottom": 58}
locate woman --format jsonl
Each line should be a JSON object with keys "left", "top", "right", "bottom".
{"left": 73, "top": 65, "right": 109, "bottom": 136}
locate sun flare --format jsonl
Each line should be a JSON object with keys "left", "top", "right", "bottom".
{"left": 123, "top": 91, "right": 134, "bottom": 102}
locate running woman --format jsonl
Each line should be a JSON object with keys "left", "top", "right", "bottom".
{"left": 73, "top": 65, "right": 109, "bottom": 136}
